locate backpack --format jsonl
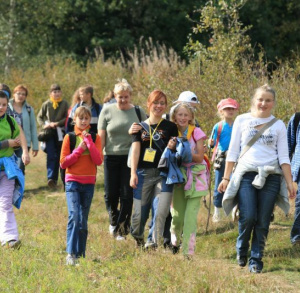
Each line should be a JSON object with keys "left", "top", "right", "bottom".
{"left": 60, "top": 131, "right": 97, "bottom": 188}
{"left": 7, "top": 114, "right": 16, "bottom": 138}
{"left": 134, "top": 105, "right": 141, "bottom": 122}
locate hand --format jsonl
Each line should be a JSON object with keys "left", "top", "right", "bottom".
{"left": 130, "top": 173, "right": 138, "bottom": 189}
{"left": 82, "top": 131, "right": 91, "bottom": 138}
{"left": 22, "top": 152, "right": 30, "bottom": 166}
{"left": 49, "top": 122, "right": 58, "bottom": 128}
{"left": 32, "top": 150, "right": 38, "bottom": 157}
{"left": 288, "top": 182, "right": 297, "bottom": 199}
{"left": 8, "top": 138, "right": 21, "bottom": 148}
{"left": 208, "top": 138, "right": 214, "bottom": 147}
{"left": 218, "top": 179, "right": 229, "bottom": 193}
{"left": 129, "top": 123, "right": 142, "bottom": 135}
{"left": 79, "top": 141, "right": 87, "bottom": 150}
{"left": 167, "top": 137, "right": 176, "bottom": 150}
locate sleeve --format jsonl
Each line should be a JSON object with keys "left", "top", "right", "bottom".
{"left": 226, "top": 115, "right": 242, "bottom": 162}
{"left": 0, "top": 140, "right": 9, "bottom": 149}
{"left": 287, "top": 114, "right": 295, "bottom": 159}
{"left": 277, "top": 121, "right": 290, "bottom": 165}
{"left": 30, "top": 107, "right": 39, "bottom": 150}
{"left": 37, "top": 102, "right": 47, "bottom": 126}
{"left": 60, "top": 134, "right": 85, "bottom": 169}
{"left": 193, "top": 127, "right": 207, "bottom": 141}
{"left": 171, "top": 122, "right": 179, "bottom": 137}
{"left": 132, "top": 131, "right": 142, "bottom": 143}
{"left": 84, "top": 134, "right": 103, "bottom": 166}
{"left": 97, "top": 107, "right": 108, "bottom": 130}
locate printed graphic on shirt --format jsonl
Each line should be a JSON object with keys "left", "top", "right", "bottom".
{"left": 141, "top": 129, "right": 165, "bottom": 142}
{"left": 246, "top": 121, "right": 275, "bottom": 146}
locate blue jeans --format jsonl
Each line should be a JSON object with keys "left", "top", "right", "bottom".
{"left": 131, "top": 168, "right": 173, "bottom": 245}
{"left": 65, "top": 181, "right": 94, "bottom": 258}
{"left": 213, "top": 160, "right": 225, "bottom": 208}
{"left": 103, "top": 155, "right": 133, "bottom": 235}
{"left": 291, "top": 174, "right": 300, "bottom": 244}
{"left": 236, "top": 172, "right": 280, "bottom": 271}
{"left": 45, "top": 137, "right": 62, "bottom": 181}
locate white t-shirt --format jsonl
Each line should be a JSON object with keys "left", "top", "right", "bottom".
{"left": 226, "top": 113, "right": 290, "bottom": 167}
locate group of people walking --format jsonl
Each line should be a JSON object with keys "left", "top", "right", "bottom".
{"left": 0, "top": 80, "right": 299, "bottom": 274}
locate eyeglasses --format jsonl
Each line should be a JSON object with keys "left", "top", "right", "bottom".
{"left": 16, "top": 92, "right": 26, "bottom": 96}
{"left": 153, "top": 101, "right": 166, "bottom": 106}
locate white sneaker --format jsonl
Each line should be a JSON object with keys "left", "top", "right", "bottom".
{"left": 116, "top": 235, "right": 125, "bottom": 241}
{"left": 212, "top": 207, "right": 223, "bottom": 223}
{"left": 109, "top": 225, "right": 116, "bottom": 235}
{"left": 66, "top": 254, "right": 76, "bottom": 266}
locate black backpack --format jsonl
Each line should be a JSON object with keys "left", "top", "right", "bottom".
{"left": 60, "top": 132, "right": 97, "bottom": 188}
{"left": 6, "top": 115, "right": 16, "bottom": 138}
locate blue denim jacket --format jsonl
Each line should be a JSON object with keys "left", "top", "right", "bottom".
{"left": 158, "top": 138, "right": 192, "bottom": 185}
{"left": 0, "top": 155, "right": 25, "bottom": 209}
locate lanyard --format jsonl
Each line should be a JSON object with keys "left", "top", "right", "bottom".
{"left": 149, "top": 119, "right": 163, "bottom": 148}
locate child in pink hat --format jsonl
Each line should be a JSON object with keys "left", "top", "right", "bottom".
{"left": 208, "top": 98, "right": 239, "bottom": 222}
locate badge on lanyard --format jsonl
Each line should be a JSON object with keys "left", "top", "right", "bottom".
{"left": 143, "top": 148, "right": 156, "bottom": 162}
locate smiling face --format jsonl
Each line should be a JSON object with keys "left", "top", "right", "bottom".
{"left": 148, "top": 97, "right": 167, "bottom": 119}
{"left": 115, "top": 90, "right": 131, "bottom": 110}
{"left": 252, "top": 91, "right": 275, "bottom": 118}
{"left": 174, "top": 106, "right": 192, "bottom": 129}
{"left": 0, "top": 97, "right": 8, "bottom": 116}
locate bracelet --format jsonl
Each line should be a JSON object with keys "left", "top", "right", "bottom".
{"left": 222, "top": 177, "right": 230, "bottom": 182}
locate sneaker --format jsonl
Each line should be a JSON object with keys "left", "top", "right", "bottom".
{"left": 171, "top": 245, "right": 180, "bottom": 254}
{"left": 135, "top": 238, "right": 145, "bottom": 248}
{"left": 48, "top": 179, "right": 56, "bottom": 189}
{"left": 237, "top": 255, "right": 247, "bottom": 267}
{"left": 292, "top": 239, "right": 300, "bottom": 246}
{"left": 144, "top": 240, "right": 157, "bottom": 250}
{"left": 249, "top": 265, "right": 262, "bottom": 274}
{"left": 4, "top": 240, "right": 21, "bottom": 249}
{"left": 66, "top": 254, "right": 76, "bottom": 266}
{"left": 116, "top": 235, "right": 125, "bottom": 241}
{"left": 109, "top": 225, "right": 116, "bottom": 236}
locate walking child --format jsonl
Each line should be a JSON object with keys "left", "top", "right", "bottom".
{"left": 170, "top": 102, "right": 209, "bottom": 256}
{"left": 60, "top": 106, "right": 103, "bottom": 265}
{"left": 208, "top": 98, "right": 239, "bottom": 222}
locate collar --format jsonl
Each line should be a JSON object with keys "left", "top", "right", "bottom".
{"left": 74, "top": 125, "right": 91, "bottom": 135}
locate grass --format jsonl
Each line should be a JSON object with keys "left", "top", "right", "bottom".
{"left": 1, "top": 152, "right": 300, "bottom": 292}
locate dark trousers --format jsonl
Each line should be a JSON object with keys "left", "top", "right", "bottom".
{"left": 45, "top": 137, "right": 62, "bottom": 181}
{"left": 104, "top": 155, "right": 133, "bottom": 236}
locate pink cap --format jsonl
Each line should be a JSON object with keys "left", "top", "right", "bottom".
{"left": 217, "top": 98, "right": 239, "bottom": 110}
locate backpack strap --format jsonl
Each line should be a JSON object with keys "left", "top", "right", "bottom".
{"left": 140, "top": 121, "right": 166, "bottom": 152}
{"left": 211, "top": 121, "right": 223, "bottom": 161}
{"left": 292, "top": 112, "right": 300, "bottom": 154}
{"left": 6, "top": 114, "right": 16, "bottom": 138}
{"left": 134, "top": 105, "right": 142, "bottom": 122}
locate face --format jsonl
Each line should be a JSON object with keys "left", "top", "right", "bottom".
{"left": 115, "top": 90, "right": 131, "bottom": 110}
{"left": 174, "top": 106, "right": 192, "bottom": 128}
{"left": 148, "top": 97, "right": 167, "bottom": 118}
{"left": 0, "top": 97, "right": 8, "bottom": 116}
{"left": 79, "top": 91, "right": 91, "bottom": 103}
{"left": 253, "top": 91, "right": 275, "bottom": 117}
{"left": 50, "top": 90, "right": 62, "bottom": 100}
{"left": 75, "top": 114, "right": 91, "bottom": 130}
{"left": 220, "top": 107, "right": 236, "bottom": 119}
{"left": 14, "top": 90, "right": 27, "bottom": 104}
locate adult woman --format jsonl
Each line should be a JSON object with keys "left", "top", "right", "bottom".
{"left": 218, "top": 84, "right": 296, "bottom": 273}
{"left": 7, "top": 85, "right": 39, "bottom": 174}
{"left": 37, "top": 84, "right": 69, "bottom": 189}
{"left": 98, "top": 79, "right": 147, "bottom": 240}
{"left": 130, "top": 89, "right": 178, "bottom": 248}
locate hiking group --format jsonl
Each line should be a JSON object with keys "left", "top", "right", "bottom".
{"left": 0, "top": 81, "right": 299, "bottom": 273}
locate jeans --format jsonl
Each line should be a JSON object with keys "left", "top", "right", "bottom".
{"left": 14, "top": 147, "right": 30, "bottom": 175}
{"left": 131, "top": 168, "right": 173, "bottom": 245}
{"left": 65, "top": 181, "right": 94, "bottom": 258}
{"left": 291, "top": 174, "right": 300, "bottom": 244}
{"left": 213, "top": 160, "right": 225, "bottom": 208}
{"left": 45, "top": 137, "right": 62, "bottom": 181}
{"left": 236, "top": 172, "right": 280, "bottom": 271}
{"left": 104, "top": 155, "right": 133, "bottom": 236}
